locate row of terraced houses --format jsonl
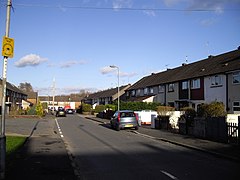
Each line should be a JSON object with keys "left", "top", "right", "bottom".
{"left": 86, "top": 47, "right": 240, "bottom": 114}
{"left": 0, "top": 47, "right": 240, "bottom": 114}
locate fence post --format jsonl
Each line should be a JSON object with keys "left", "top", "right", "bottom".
{"left": 238, "top": 116, "right": 240, "bottom": 145}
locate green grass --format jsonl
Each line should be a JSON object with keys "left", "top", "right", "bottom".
{"left": 6, "top": 136, "right": 26, "bottom": 156}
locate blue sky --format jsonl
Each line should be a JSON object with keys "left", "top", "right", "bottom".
{"left": 0, "top": 0, "right": 239, "bottom": 95}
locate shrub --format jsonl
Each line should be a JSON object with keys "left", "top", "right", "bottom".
{"left": 95, "top": 105, "right": 105, "bottom": 113}
{"left": 105, "top": 104, "right": 117, "bottom": 111}
{"left": 36, "top": 100, "right": 44, "bottom": 117}
{"left": 157, "top": 106, "right": 175, "bottom": 116}
{"left": 180, "top": 107, "right": 196, "bottom": 118}
{"left": 82, "top": 103, "right": 92, "bottom": 112}
{"left": 27, "top": 105, "right": 36, "bottom": 115}
{"left": 116, "top": 101, "right": 161, "bottom": 111}
{"left": 198, "top": 101, "right": 226, "bottom": 118}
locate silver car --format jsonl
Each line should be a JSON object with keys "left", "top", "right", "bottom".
{"left": 110, "top": 110, "right": 139, "bottom": 131}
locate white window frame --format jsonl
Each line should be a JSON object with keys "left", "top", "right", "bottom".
{"left": 182, "top": 81, "right": 188, "bottom": 90}
{"left": 168, "top": 83, "right": 174, "bottom": 92}
{"left": 191, "top": 78, "right": 200, "bottom": 89}
{"left": 211, "top": 75, "right": 222, "bottom": 86}
{"left": 131, "top": 90, "right": 136, "bottom": 96}
{"left": 149, "top": 87, "right": 154, "bottom": 94}
{"left": 136, "top": 89, "right": 141, "bottom": 96}
{"left": 232, "top": 72, "right": 240, "bottom": 84}
{"left": 233, "top": 101, "right": 240, "bottom": 112}
{"left": 144, "top": 88, "right": 148, "bottom": 95}
{"left": 158, "top": 85, "right": 164, "bottom": 93}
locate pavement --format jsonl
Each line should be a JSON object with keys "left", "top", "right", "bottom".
{"left": 4, "top": 114, "right": 240, "bottom": 179}
{"left": 5, "top": 115, "right": 76, "bottom": 180}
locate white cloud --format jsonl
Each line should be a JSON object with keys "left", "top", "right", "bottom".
{"left": 112, "top": 0, "right": 133, "bottom": 10}
{"left": 143, "top": 10, "right": 156, "bottom": 17}
{"left": 15, "top": 54, "right": 48, "bottom": 68}
{"left": 100, "top": 66, "right": 137, "bottom": 78}
{"left": 200, "top": 18, "right": 217, "bottom": 26}
{"left": 100, "top": 66, "right": 116, "bottom": 74}
{"left": 163, "top": 0, "right": 238, "bottom": 13}
{"left": 60, "top": 60, "right": 87, "bottom": 68}
{"left": 119, "top": 71, "right": 137, "bottom": 77}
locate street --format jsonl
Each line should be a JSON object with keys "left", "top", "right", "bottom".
{"left": 57, "top": 114, "right": 239, "bottom": 180}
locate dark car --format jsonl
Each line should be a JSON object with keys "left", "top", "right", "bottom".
{"left": 110, "top": 110, "right": 139, "bottom": 131}
{"left": 56, "top": 107, "right": 66, "bottom": 117}
{"left": 66, "top": 108, "right": 74, "bottom": 114}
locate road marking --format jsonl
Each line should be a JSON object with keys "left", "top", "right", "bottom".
{"left": 161, "top": 170, "right": 179, "bottom": 180}
{"left": 55, "top": 119, "right": 64, "bottom": 138}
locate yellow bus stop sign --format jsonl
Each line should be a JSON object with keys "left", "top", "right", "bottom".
{"left": 2, "top": 36, "right": 14, "bottom": 58}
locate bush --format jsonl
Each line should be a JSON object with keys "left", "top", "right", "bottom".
{"left": 36, "top": 100, "right": 44, "bottom": 117}
{"left": 198, "top": 101, "right": 226, "bottom": 118}
{"left": 95, "top": 105, "right": 105, "bottom": 113}
{"left": 181, "top": 107, "right": 196, "bottom": 118}
{"left": 157, "top": 106, "right": 175, "bottom": 116}
{"left": 27, "top": 105, "right": 36, "bottom": 115}
{"left": 116, "top": 101, "right": 161, "bottom": 111}
{"left": 82, "top": 103, "right": 92, "bottom": 112}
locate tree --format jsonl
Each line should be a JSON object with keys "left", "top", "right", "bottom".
{"left": 36, "top": 100, "right": 44, "bottom": 117}
{"left": 19, "top": 82, "right": 34, "bottom": 92}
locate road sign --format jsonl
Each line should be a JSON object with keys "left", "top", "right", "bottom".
{"left": 2, "top": 36, "right": 14, "bottom": 58}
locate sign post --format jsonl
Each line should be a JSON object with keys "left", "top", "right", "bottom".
{"left": 0, "top": 1, "right": 13, "bottom": 179}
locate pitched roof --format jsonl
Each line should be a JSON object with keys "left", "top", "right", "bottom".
{"left": 0, "top": 79, "right": 27, "bottom": 96}
{"left": 129, "top": 48, "right": 240, "bottom": 90}
{"left": 39, "top": 95, "right": 83, "bottom": 102}
{"left": 87, "top": 85, "right": 130, "bottom": 99}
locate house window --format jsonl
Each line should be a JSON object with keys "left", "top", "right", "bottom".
{"left": 149, "top": 87, "right": 154, "bottom": 94}
{"left": 136, "top": 89, "right": 141, "bottom": 96}
{"left": 144, "top": 88, "right": 148, "bottom": 95}
{"left": 233, "top": 101, "right": 240, "bottom": 112}
{"left": 126, "top": 91, "right": 129, "bottom": 97}
{"left": 211, "top": 75, "right": 222, "bottom": 86}
{"left": 158, "top": 85, "right": 164, "bottom": 93}
{"left": 168, "top": 83, "right": 174, "bottom": 92}
{"left": 191, "top": 78, "right": 200, "bottom": 89}
{"left": 131, "top": 90, "right": 136, "bottom": 96}
{"left": 182, "top": 81, "right": 188, "bottom": 90}
{"left": 233, "top": 72, "right": 240, "bottom": 84}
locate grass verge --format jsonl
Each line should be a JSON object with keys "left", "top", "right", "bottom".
{"left": 6, "top": 136, "right": 26, "bottom": 156}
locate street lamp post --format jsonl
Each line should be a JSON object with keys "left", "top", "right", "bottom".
{"left": 110, "top": 65, "right": 120, "bottom": 112}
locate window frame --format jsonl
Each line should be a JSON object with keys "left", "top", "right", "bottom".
{"left": 182, "top": 81, "right": 189, "bottom": 90}
{"left": 233, "top": 101, "right": 240, "bottom": 112}
{"left": 168, "top": 83, "right": 174, "bottom": 92}
{"left": 191, "top": 78, "right": 200, "bottom": 89}
{"left": 211, "top": 75, "right": 222, "bottom": 87}
{"left": 232, "top": 72, "right": 240, "bottom": 84}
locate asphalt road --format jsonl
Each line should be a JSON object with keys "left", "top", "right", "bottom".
{"left": 57, "top": 114, "right": 239, "bottom": 180}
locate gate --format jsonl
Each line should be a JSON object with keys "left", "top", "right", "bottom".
{"left": 227, "top": 116, "right": 239, "bottom": 145}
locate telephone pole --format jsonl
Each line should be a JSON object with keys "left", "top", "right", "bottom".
{"left": 1, "top": 0, "right": 12, "bottom": 179}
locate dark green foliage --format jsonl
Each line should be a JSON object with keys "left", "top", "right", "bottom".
{"left": 181, "top": 107, "right": 196, "bottom": 118}
{"left": 82, "top": 103, "right": 92, "bottom": 112}
{"left": 115, "top": 101, "right": 161, "bottom": 111}
{"left": 94, "top": 105, "right": 105, "bottom": 113}
{"left": 198, "top": 101, "right": 226, "bottom": 117}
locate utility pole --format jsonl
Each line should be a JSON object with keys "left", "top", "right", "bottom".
{"left": 52, "top": 78, "right": 55, "bottom": 114}
{"left": 1, "top": 0, "right": 12, "bottom": 179}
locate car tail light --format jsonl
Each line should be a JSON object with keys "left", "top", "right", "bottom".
{"left": 135, "top": 113, "right": 139, "bottom": 121}
{"left": 117, "top": 113, "right": 121, "bottom": 122}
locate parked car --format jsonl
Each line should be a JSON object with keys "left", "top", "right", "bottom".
{"left": 110, "top": 110, "right": 139, "bottom": 131}
{"left": 56, "top": 107, "right": 66, "bottom": 117}
{"left": 66, "top": 108, "right": 74, "bottom": 114}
